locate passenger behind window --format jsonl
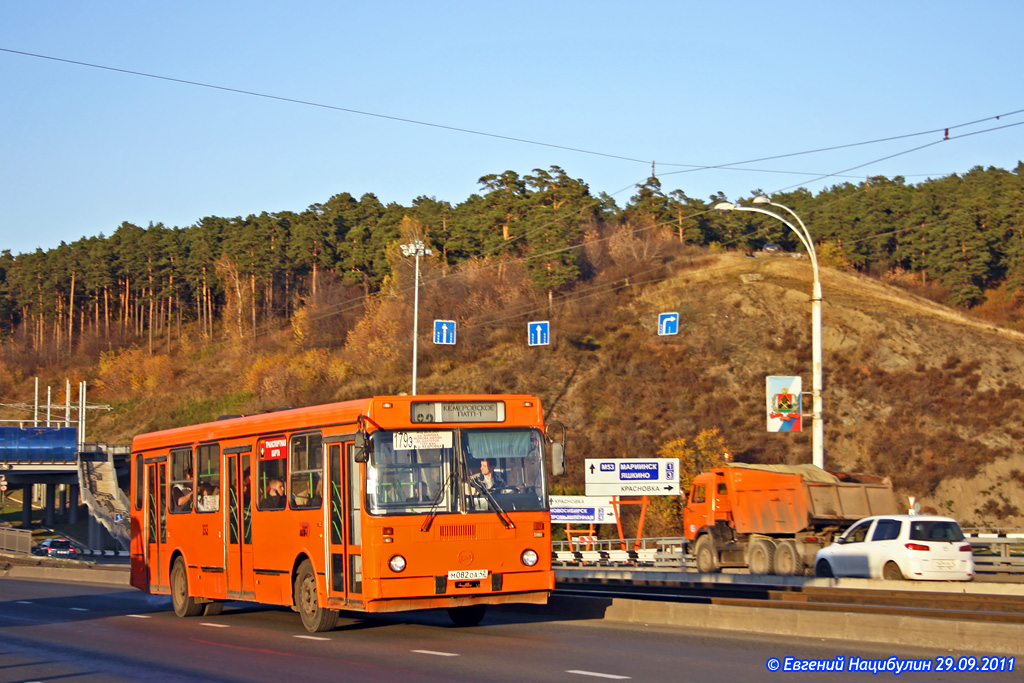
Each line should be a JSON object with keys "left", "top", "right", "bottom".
{"left": 260, "top": 478, "right": 286, "bottom": 509}
{"left": 196, "top": 482, "right": 220, "bottom": 512}
{"left": 292, "top": 477, "right": 322, "bottom": 509}
{"left": 171, "top": 468, "right": 194, "bottom": 512}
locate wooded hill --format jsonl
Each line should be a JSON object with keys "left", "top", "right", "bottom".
{"left": 2, "top": 164, "right": 1023, "bottom": 534}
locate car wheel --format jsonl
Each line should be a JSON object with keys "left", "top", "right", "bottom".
{"left": 815, "top": 560, "right": 834, "bottom": 578}
{"left": 882, "top": 561, "right": 905, "bottom": 581}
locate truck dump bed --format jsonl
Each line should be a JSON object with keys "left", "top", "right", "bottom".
{"left": 719, "top": 464, "right": 899, "bottom": 535}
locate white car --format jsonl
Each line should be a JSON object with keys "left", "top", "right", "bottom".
{"left": 814, "top": 514, "right": 974, "bottom": 581}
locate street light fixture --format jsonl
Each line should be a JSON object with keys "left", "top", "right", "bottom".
{"left": 400, "top": 240, "right": 433, "bottom": 395}
{"left": 714, "top": 199, "right": 824, "bottom": 469}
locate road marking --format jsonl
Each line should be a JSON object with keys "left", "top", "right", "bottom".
{"left": 70, "top": 607, "right": 89, "bottom": 612}
{"left": 15, "top": 601, "right": 32, "bottom": 604}
{"left": 294, "top": 635, "right": 330, "bottom": 641}
{"left": 567, "top": 671, "right": 631, "bottom": 680}
{"left": 126, "top": 614, "right": 151, "bottom": 619}
{"left": 412, "top": 650, "right": 460, "bottom": 657}
{"left": 201, "top": 622, "right": 229, "bottom": 628}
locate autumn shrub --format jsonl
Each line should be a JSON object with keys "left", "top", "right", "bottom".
{"left": 96, "top": 347, "right": 175, "bottom": 396}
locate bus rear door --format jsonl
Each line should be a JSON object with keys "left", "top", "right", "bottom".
{"left": 226, "top": 450, "right": 255, "bottom": 599}
{"left": 144, "top": 457, "right": 168, "bottom": 592}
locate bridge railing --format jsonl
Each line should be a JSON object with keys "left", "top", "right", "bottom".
{"left": 0, "top": 526, "right": 32, "bottom": 554}
{"left": 552, "top": 533, "right": 1024, "bottom": 576}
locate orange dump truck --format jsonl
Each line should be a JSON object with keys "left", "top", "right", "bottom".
{"left": 682, "top": 464, "right": 900, "bottom": 575}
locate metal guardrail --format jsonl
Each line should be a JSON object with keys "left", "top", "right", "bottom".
{"left": 0, "top": 526, "right": 33, "bottom": 554}
{"left": 552, "top": 534, "right": 1024, "bottom": 576}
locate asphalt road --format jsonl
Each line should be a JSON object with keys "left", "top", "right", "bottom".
{"left": 0, "top": 577, "right": 1018, "bottom": 682}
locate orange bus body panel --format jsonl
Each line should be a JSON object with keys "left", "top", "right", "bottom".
{"left": 130, "top": 394, "right": 553, "bottom": 617}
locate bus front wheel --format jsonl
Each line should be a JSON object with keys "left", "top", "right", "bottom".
{"left": 171, "top": 558, "right": 202, "bottom": 617}
{"left": 294, "top": 559, "right": 339, "bottom": 633}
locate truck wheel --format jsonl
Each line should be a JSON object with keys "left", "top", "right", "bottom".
{"left": 694, "top": 536, "right": 719, "bottom": 574}
{"left": 882, "top": 561, "right": 905, "bottom": 581}
{"left": 815, "top": 560, "right": 834, "bottom": 578}
{"left": 774, "top": 541, "right": 800, "bottom": 576}
{"left": 748, "top": 539, "right": 775, "bottom": 575}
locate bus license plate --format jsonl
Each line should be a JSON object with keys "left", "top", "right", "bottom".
{"left": 448, "top": 569, "right": 488, "bottom": 580}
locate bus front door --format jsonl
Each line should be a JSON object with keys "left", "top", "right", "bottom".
{"left": 226, "top": 453, "right": 254, "bottom": 599}
{"left": 145, "top": 460, "right": 168, "bottom": 592}
{"left": 328, "top": 441, "right": 363, "bottom": 607}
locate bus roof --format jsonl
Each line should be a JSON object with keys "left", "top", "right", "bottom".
{"left": 130, "top": 394, "right": 544, "bottom": 454}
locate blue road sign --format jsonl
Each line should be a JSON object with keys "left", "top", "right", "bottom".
{"left": 433, "top": 320, "right": 456, "bottom": 345}
{"left": 658, "top": 312, "right": 679, "bottom": 336}
{"left": 528, "top": 320, "right": 550, "bottom": 346}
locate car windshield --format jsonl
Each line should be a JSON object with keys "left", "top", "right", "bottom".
{"left": 909, "top": 520, "right": 965, "bottom": 542}
{"left": 364, "top": 427, "right": 547, "bottom": 516}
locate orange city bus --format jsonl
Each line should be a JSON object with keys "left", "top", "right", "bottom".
{"left": 129, "top": 394, "right": 565, "bottom": 632}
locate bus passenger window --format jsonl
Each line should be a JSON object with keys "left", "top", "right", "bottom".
{"left": 196, "top": 444, "right": 220, "bottom": 513}
{"left": 290, "top": 432, "right": 323, "bottom": 509}
{"left": 170, "top": 448, "right": 194, "bottom": 513}
{"left": 257, "top": 435, "right": 287, "bottom": 510}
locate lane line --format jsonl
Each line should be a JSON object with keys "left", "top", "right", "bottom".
{"left": 15, "top": 601, "right": 32, "bottom": 604}
{"left": 201, "top": 622, "right": 229, "bottom": 628}
{"left": 70, "top": 607, "right": 89, "bottom": 612}
{"left": 126, "top": 614, "right": 151, "bottom": 619}
{"left": 412, "top": 650, "right": 460, "bottom": 657}
{"left": 567, "top": 671, "right": 631, "bottom": 680}
{"left": 294, "top": 635, "right": 330, "bottom": 641}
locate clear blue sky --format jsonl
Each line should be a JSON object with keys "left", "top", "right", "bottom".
{"left": 2, "top": 1, "right": 1022, "bottom": 257}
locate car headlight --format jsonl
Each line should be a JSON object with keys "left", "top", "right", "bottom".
{"left": 388, "top": 555, "right": 407, "bottom": 573}
{"left": 521, "top": 549, "right": 539, "bottom": 567}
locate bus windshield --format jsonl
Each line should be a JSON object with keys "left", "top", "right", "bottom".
{"left": 365, "top": 428, "right": 547, "bottom": 516}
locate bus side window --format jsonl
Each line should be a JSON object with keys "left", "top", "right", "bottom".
{"left": 290, "top": 432, "right": 323, "bottom": 509}
{"left": 196, "top": 444, "right": 220, "bottom": 513}
{"left": 169, "top": 448, "right": 194, "bottom": 513}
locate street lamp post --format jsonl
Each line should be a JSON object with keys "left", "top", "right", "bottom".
{"left": 400, "top": 240, "right": 433, "bottom": 395}
{"left": 714, "top": 199, "right": 824, "bottom": 469}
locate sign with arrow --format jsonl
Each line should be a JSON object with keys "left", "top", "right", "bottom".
{"left": 658, "top": 312, "right": 679, "bottom": 336}
{"left": 584, "top": 458, "right": 680, "bottom": 496}
{"left": 433, "top": 320, "right": 456, "bottom": 345}
{"left": 528, "top": 320, "right": 550, "bottom": 346}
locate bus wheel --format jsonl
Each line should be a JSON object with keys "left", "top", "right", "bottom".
{"left": 202, "top": 601, "right": 224, "bottom": 616}
{"left": 294, "top": 559, "right": 338, "bottom": 633}
{"left": 448, "top": 604, "right": 487, "bottom": 627}
{"left": 171, "top": 558, "right": 202, "bottom": 617}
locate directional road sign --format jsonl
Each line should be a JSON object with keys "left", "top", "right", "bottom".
{"left": 584, "top": 458, "right": 680, "bottom": 496}
{"left": 528, "top": 320, "right": 550, "bottom": 346}
{"left": 433, "top": 319, "right": 457, "bottom": 345}
{"left": 658, "top": 312, "right": 679, "bottom": 336}
{"left": 549, "top": 495, "right": 618, "bottom": 524}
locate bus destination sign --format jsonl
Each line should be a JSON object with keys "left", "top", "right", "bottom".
{"left": 411, "top": 401, "right": 506, "bottom": 424}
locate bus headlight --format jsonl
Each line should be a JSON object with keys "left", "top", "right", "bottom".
{"left": 388, "top": 555, "right": 407, "bottom": 573}
{"left": 521, "top": 549, "right": 539, "bottom": 567}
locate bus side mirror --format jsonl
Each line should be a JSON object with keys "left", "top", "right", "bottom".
{"left": 354, "top": 432, "right": 368, "bottom": 463}
{"left": 550, "top": 442, "right": 565, "bottom": 477}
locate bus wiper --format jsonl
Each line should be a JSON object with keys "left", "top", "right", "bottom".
{"left": 420, "top": 471, "right": 455, "bottom": 533}
{"left": 470, "top": 479, "right": 515, "bottom": 529}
